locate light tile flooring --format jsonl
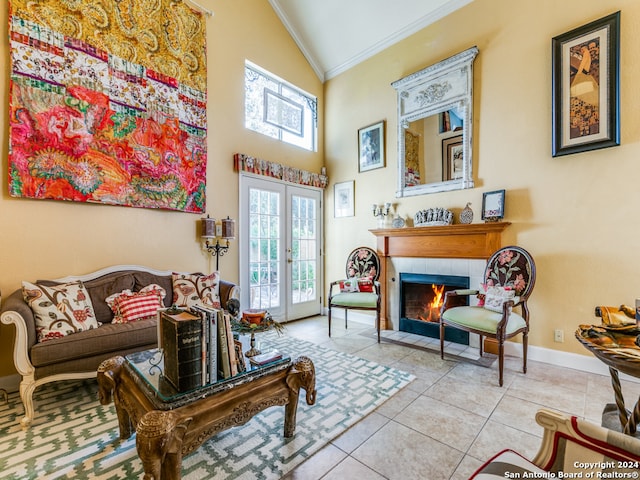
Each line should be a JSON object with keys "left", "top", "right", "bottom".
{"left": 280, "top": 316, "right": 640, "bottom": 480}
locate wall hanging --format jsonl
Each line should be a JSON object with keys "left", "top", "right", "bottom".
{"left": 552, "top": 11, "right": 620, "bottom": 157}
{"left": 8, "top": 0, "right": 208, "bottom": 212}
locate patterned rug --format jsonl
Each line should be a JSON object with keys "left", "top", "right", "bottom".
{"left": 0, "top": 333, "right": 414, "bottom": 479}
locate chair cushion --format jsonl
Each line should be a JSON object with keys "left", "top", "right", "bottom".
{"left": 441, "top": 306, "right": 526, "bottom": 335}
{"left": 330, "top": 292, "right": 378, "bottom": 308}
{"left": 470, "top": 449, "right": 545, "bottom": 479}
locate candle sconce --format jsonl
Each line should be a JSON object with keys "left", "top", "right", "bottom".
{"left": 201, "top": 215, "right": 236, "bottom": 271}
{"left": 372, "top": 203, "right": 392, "bottom": 228}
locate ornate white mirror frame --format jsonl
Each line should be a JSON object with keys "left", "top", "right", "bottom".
{"left": 392, "top": 46, "right": 478, "bottom": 197}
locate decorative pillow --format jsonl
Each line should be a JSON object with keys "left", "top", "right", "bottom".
{"left": 106, "top": 284, "right": 167, "bottom": 324}
{"left": 483, "top": 286, "right": 516, "bottom": 313}
{"left": 357, "top": 277, "right": 374, "bottom": 293}
{"left": 172, "top": 272, "right": 221, "bottom": 308}
{"left": 22, "top": 280, "right": 99, "bottom": 343}
{"left": 339, "top": 278, "right": 359, "bottom": 293}
{"left": 476, "top": 283, "right": 487, "bottom": 307}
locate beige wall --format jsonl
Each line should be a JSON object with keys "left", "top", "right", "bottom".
{"left": 0, "top": 0, "right": 324, "bottom": 377}
{"left": 324, "top": 0, "right": 640, "bottom": 356}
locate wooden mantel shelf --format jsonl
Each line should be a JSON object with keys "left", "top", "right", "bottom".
{"left": 370, "top": 222, "right": 511, "bottom": 330}
{"left": 370, "top": 222, "right": 511, "bottom": 260}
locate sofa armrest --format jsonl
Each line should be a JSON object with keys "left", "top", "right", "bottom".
{"left": 0, "top": 289, "right": 37, "bottom": 377}
{"left": 219, "top": 280, "right": 240, "bottom": 308}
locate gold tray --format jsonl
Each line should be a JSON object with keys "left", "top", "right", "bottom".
{"left": 575, "top": 325, "right": 640, "bottom": 378}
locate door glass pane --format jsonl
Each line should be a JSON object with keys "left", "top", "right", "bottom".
{"left": 249, "top": 188, "right": 280, "bottom": 309}
{"left": 291, "top": 194, "right": 317, "bottom": 304}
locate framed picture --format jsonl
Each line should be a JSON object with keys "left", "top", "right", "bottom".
{"left": 334, "top": 181, "right": 354, "bottom": 218}
{"left": 482, "top": 190, "right": 505, "bottom": 221}
{"left": 552, "top": 11, "right": 620, "bottom": 157}
{"left": 358, "top": 121, "right": 385, "bottom": 172}
{"left": 442, "top": 135, "right": 464, "bottom": 181}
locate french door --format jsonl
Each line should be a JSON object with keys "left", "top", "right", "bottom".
{"left": 239, "top": 175, "right": 322, "bottom": 322}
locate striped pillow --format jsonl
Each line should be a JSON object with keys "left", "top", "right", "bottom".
{"left": 107, "top": 284, "right": 166, "bottom": 324}
{"left": 111, "top": 291, "right": 162, "bottom": 323}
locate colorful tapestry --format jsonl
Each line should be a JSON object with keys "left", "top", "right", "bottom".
{"left": 8, "top": 0, "right": 208, "bottom": 212}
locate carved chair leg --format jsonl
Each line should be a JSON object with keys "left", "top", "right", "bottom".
{"left": 498, "top": 340, "right": 505, "bottom": 387}
{"left": 522, "top": 332, "right": 528, "bottom": 374}
{"left": 345, "top": 309, "right": 348, "bottom": 329}
{"left": 328, "top": 306, "right": 332, "bottom": 337}
{"left": 19, "top": 378, "right": 37, "bottom": 428}
{"left": 479, "top": 335, "right": 484, "bottom": 356}
{"left": 376, "top": 309, "right": 380, "bottom": 343}
{"left": 439, "top": 321, "right": 445, "bottom": 359}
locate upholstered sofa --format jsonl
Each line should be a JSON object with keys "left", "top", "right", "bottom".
{"left": 471, "top": 408, "right": 640, "bottom": 478}
{"left": 0, "top": 265, "right": 239, "bottom": 428}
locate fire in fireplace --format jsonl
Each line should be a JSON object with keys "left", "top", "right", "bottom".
{"left": 399, "top": 272, "right": 470, "bottom": 344}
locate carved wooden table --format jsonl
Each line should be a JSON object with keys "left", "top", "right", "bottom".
{"left": 97, "top": 349, "right": 316, "bottom": 480}
{"left": 576, "top": 324, "right": 640, "bottom": 436}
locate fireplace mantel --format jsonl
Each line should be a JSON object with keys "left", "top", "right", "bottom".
{"left": 370, "top": 222, "right": 510, "bottom": 329}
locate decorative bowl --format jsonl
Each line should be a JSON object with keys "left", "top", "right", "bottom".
{"left": 242, "top": 309, "right": 267, "bottom": 325}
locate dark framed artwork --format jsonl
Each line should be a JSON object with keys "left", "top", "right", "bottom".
{"left": 551, "top": 11, "right": 620, "bottom": 157}
{"left": 358, "top": 121, "right": 385, "bottom": 172}
{"left": 442, "top": 135, "right": 463, "bottom": 181}
{"left": 482, "top": 189, "right": 505, "bottom": 222}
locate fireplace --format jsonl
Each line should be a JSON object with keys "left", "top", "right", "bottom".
{"left": 399, "top": 272, "right": 470, "bottom": 344}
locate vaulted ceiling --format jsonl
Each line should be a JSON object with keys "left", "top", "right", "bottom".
{"left": 269, "top": 0, "right": 473, "bottom": 82}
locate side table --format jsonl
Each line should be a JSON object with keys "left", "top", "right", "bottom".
{"left": 576, "top": 324, "right": 640, "bottom": 436}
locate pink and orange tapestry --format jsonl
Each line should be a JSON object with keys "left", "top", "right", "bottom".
{"left": 8, "top": 0, "right": 208, "bottom": 212}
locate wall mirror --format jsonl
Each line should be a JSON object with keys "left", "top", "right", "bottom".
{"left": 392, "top": 46, "right": 478, "bottom": 197}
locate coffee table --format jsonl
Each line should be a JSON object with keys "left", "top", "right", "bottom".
{"left": 97, "top": 348, "right": 316, "bottom": 480}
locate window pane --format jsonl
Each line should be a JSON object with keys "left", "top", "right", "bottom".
{"left": 245, "top": 61, "right": 317, "bottom": 151}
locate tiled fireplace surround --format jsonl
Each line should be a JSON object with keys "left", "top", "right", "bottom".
{"left": 367, "top": 223, "right": 511, "bottom": 349}
{"left": 388, "top": 256, "right": 485, "bottom": 347}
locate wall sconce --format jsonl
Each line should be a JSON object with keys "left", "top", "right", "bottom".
{"left": 372, "top": 203, "right": 392, "bottom": 228}
{"left": 201, "top": 215, "right": 236, "bottom": 271}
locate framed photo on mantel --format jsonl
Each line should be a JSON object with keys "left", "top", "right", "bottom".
{"left": 551, "top": 11, "right": 620, "bottom": 157}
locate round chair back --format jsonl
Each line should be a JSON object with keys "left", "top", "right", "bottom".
{"left": 345, "top": 247, "right": 380, "bottom": 281}
{"left": 484, "top": 246, "right": 536, "bottom": 299}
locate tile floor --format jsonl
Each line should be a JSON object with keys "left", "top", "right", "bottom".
{"left": 280, "top": 316, "right": 640, "bottom": 480}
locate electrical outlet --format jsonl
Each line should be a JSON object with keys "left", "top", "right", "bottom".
{"left": 554, "top": 329, "right": 564, "bottom": 342}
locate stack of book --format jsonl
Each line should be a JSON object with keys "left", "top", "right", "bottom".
{"left": 160, "top": 305, "right": 245, "bottom": 392}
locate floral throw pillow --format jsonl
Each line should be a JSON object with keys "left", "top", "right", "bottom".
{"left": 172, "top": 272, "right": 221, "bottom": 309}
{"left": 22, "top": 280, "right": 99, "bottom": 343}
{"left": 483, "top": 286, "right": 516, "bottom": 313}
{"left": 106, "top": 284, "right": 166, "bottom": 324}
{"left": 339, "top": 278, "right": 359, "bottom": 293}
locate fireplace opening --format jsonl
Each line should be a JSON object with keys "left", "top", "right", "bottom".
{"left": 399, "top": 272, "right": 470, "bottom": 344}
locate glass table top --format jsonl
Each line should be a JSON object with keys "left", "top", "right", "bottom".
{"left": 125, "top": 345, "right": 291, "bottom": 408}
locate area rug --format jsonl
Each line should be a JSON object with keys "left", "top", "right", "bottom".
{"left": 0, "top": 333, "right": 414, "bottom": 479}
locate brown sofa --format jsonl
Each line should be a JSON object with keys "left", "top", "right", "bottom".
{"left": 0, "top": 265, "right": 238, "bottom": 428}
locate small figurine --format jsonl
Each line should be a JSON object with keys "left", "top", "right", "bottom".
{"left": 460, "top": 202, "right": 473, "bottom": 224}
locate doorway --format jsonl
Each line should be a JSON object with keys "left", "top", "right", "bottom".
{"left": 239, "top": 175, "right": 322, "bottom": 322}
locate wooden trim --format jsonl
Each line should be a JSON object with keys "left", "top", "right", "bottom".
{"left": 369, "top": 223, "right": 511, "bottom": 329}
{"left": 370, "top": 222, "right": 510, "bottom": 259}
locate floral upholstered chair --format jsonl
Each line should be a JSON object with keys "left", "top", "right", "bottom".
{"left": 328, "top": 247, "right": 381, "bottom": 342}
{"left": 440, "top": 245, "right": 536, "bottom": 386}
